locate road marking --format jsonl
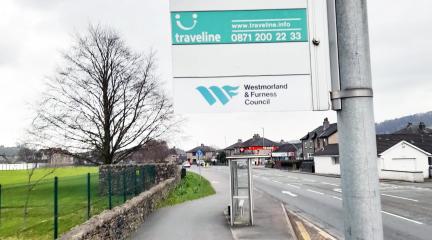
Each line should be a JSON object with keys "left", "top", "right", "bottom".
{"left": 211, "top": 181, "right": 219, "bottom": 184}
{"left": 381, "top": 194, "right": 418, "bottom": 202}
{"left": 282, "top": 191, "right": 298, "bottom": 197}
{"left": 381, "top": 211, "right": 423, "bottom": 225}
{"left": 303, "top": 179, "right": 316, "bottom": 182}
{"left": 307, "top": 189, "right": 325, "bottom": 195}
{"left": 286, "top": 183, "right": 301, "bottom": 189}
{"left": 322, "top": 182, "right": 339, "bottom": 186}
{"left": 273, "top": 180, "right": 282, "bottom": 184}
{"left": 333, "top": 188, "right": 342, "bottom": 193}
{"left": 332, "top": 196, "right": 342, "bottom": 201}
{"left": 295, "top": 221, "right": 312, "bottom": 240}
{"left": 287, "top": 176, "right": 299, "bottom": 179}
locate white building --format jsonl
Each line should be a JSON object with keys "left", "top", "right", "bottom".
{"left": 314, "top": 134, "right": 432, "bottom": 182}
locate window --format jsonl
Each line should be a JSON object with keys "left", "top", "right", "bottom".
{"left": 429, "top": 157, "right": 432, "bottom": 165}
{"left": 307, "top": 153, "right": 314, "bottom": 159}
{"left": 332, "top": 157, "right": 339, "bottom": 165}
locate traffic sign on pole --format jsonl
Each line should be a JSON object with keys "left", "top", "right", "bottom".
{"left": 170, "top": 0, "right": 333, "bottom": 113}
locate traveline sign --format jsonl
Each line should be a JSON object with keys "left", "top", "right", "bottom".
{"left": 170, "top": 0, "right": 332, "bottom": 113}
{"left": 171, "top": 9, "right": 308, "bottom": 45}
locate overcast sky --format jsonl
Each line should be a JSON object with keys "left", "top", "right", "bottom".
{"left": 0, "top": 0, "right": 431, "bottom": 151}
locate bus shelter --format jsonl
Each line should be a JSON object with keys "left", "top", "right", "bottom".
{"left": 227, "top": 155, "right": 268, "bottom": 226}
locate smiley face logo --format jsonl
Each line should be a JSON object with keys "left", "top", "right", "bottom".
{"left": 175, "top": 13, "right": 198, "bottom": 31}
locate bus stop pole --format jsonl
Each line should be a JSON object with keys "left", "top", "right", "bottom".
{"left": 334, "top": 0, "right": 384, "bottom": 239}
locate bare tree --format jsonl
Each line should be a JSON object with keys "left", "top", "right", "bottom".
{"left": 17, "top": 145, "right": 56, "bottom": 222}
{"left": 30, "top": 25, "right": 175, "bottom": 165}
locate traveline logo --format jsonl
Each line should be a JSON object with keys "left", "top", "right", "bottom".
{"left": 196, "top": 86, "right": 239, "bottom": 106}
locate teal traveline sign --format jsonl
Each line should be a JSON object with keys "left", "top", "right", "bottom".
{"left": 171, "top": 9, "right": 308, "bottom": 45}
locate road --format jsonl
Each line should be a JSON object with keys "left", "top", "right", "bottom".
{"left": 208, "top": 166, "right": 432, "bottom": 240}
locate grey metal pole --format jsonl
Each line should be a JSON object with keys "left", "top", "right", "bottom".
{"left": 334, "top": 0, "right": 383, "bottom": 239}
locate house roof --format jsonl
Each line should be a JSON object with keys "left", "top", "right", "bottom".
{"left": 273, "top": 143, "right": 298, "bottom": 153}
{"left": 393, "top": 122, "right": 432, "bottom": 135}
{"left": 377, "top": 134, "right": 432, "bottom": 154}
{"left": 225, "top": 140, "right": 243, "bottom": 150}
{"left": 300, "top": 123, "right": 337, "bottom": 140}
{"left": 187, "top": 145, "right": 217, "bottom": 153}
{"left": 315, "top": 134, "right": 432, "bottom": 157}
{"left": 240, "top": 134, "right": 278, "bottom": 148}
{"left": 314, "top": 144, "right": 339, "bottom": 156}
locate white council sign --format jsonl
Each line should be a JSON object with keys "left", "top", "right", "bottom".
{"left": 170, "top": 0, "right": 332, "bottom": 113}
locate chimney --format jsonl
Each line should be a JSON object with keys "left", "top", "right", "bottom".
{"left": 201, "top": 144, "right": 204, "bottom": 147}
{"left": 419, "top": 122, "right": 426, "bottom": 131}
{"left": 280, "top": 139, "right": 285, "bottom": 144}
{"left": 238, "top": 139, "right": 242, "bottom": 143}
{"left": 323, "top": 118, "right": 330, "bottom": 130}
{"left": 253, "top": 134, "right": 260, "bottom": 139}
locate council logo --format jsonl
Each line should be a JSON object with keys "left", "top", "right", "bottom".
{"left": 196, "top": 85, "right": 239, "bottom": 106}
{"left": 175, "top": 13, "right": 198, "bottom": 31}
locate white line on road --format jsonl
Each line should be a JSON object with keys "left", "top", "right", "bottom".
{"left": 286, "top": 183, "right": 301, "bottom": 189}
{"left": 333, "top": 188, "right": 342, "bottom": 193}
{"left": 303, "top": 179, "right": 316, "bottom": 182}
{"left": 287, "top": 176, "right": 298, "bottom": 179}
{"left": 307, "top": 189, "right": 325, "bottom": 195}
{"left": 381, "top": 211, "right": 423, "bottom": 225}
{"left": 381, "top": 194, "right": 418, "bottom": 202}
{"left": 282, "top": 191, "right": 298, "bottom": 197}
{"left": 332, "top": 196, "right": 342, "bottom": 201}
{"left": 322, "top": 182, "right": 339, "bottom": 187}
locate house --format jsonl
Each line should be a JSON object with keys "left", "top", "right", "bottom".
{"left": 271, "top": 141, "right": 302, "bottom": 170}
{"left": 314, "top": 134, "right": 432, "bottom": 181}
{"left": 238, "top": 134, "right": 278, "bottom": 157}
{"left": 224, "top": 139, "right": 243, "bottom": 157}
{"left": 169, "top": 147, "right": 187, "bottom": 164}
{"left": 393, "top": 122, "right": 432, "bottom": 135}
{"left": 186, "top": 144, "right": 217, "bottom": 163}
{"left": 300, "top": 118, "right": 338, "bottom": 160}
{"left": 38, "top": 148, "right": 75, "bottom": 166}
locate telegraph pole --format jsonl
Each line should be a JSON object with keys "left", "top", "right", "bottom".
{"left": 333, "top": 0, "right": 384, "bottom": 239}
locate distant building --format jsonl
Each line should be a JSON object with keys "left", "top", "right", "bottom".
{"left": 186, "top": 144, "right": 217, "bottom": 163}
{"left": 314, "top": 134, "right": 432, "bottom": 181}
{"left": 300, "top": 118, "right": 337, "bottom": 160}
{"left": 224, "top": 139, "right": 243, "bottom": 157}
{"left": 271, "top": 141, "right": 302, "bottom": 170}
{"left": 393, "top": 122, "right": 432, "bottom": 135}
{"left": 38, "top": 148, "right": 75, "bottom": 166}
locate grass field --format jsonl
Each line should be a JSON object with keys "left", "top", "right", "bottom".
{"left": 157, "top": 171, "right": 215, "bottom": 208}
{"left": 0, "top": 167, "right": 124, "bottom": 240}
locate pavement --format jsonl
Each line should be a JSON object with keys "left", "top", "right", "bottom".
{"left": 131, "top": 166, "right": 298, "bottom": 240}
{"left": 130, "top": 166, "right": 233, "bottom": 240}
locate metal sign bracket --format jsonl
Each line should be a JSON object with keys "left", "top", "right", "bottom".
{"left": 330, "top": 88, "right": 374, "bottom": 111}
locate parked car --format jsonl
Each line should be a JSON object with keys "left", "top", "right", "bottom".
{"left": 197, "top": 159, "right": 205, "bottom": 166}
{"left": 182, "top": 161, "right": 191, "bottom": 168}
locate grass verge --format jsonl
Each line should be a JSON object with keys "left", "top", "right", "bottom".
{"left": 157, "top": 171, "right": 215, "bottom": 208}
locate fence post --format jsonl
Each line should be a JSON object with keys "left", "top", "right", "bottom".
{"left": 123, "top": 170, "right": 127, "bottom": 203}
{"left": 0, "top": 184, "right": 2, "bottom": 224}
{"left": 87, "top": 173, "right": 91, "bottom": 220}
{"left": 134, "top": 168, "right": 137, "bottom": 196}
{"left": 54, "top": 177, "right": 58, "bottom": 240}
{"left": 108, "top": 167, "right": 112, "bottom": 210}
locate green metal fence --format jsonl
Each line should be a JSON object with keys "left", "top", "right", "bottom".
{"left": 0, "top": 166, "right": 156, "bottom": 240}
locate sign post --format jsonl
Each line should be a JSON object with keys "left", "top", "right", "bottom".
{"left": 170, "top": 0, "right": 333, "bottom": 113}
{"left": 331, "top": 0, "right": 384, "bottom": 239}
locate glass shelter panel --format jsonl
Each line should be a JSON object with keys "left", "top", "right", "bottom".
{"left": 230, "top": 159, "right": 253, "bottom": 226}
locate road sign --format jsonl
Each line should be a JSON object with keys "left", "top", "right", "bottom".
{"left": 196, "top": 149, "right": 204, "bottom": 157}
{"left": 170, "top": 0, "right": 332, "bottom": 113}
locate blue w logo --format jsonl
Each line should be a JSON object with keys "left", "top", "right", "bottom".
{"left": 196, "top": 85, "right": 239, "bottom": 106}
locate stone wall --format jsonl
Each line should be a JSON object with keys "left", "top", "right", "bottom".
{"left": 98, "top": 163, "right": 178, "bottom": 195}
{"left": 61, "top": 166, "right": 180, "bottom": 240}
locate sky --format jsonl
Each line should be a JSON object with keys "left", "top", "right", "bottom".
{"left": 0, "top": 0, "right": 431, "bottom": 151}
